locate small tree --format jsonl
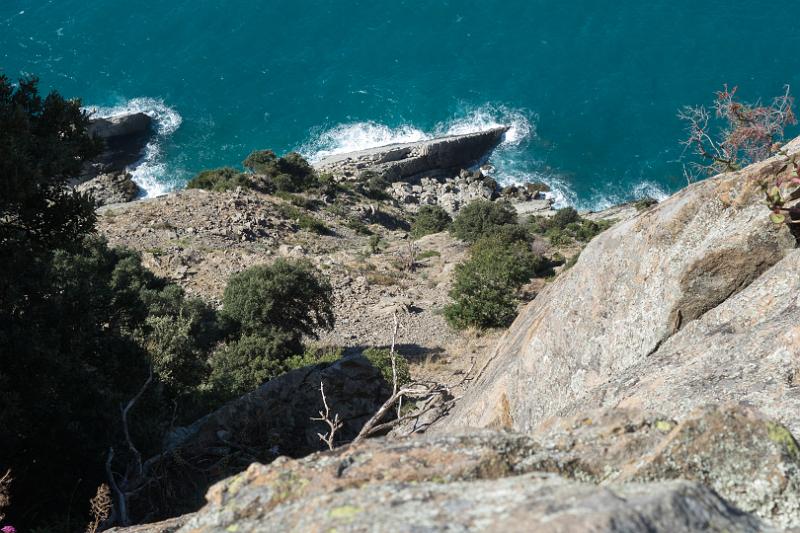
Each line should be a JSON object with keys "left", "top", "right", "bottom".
{"left": 206, "top": 332, "right": 297, "bottom": 398}
{"left": 186, "top": 167, "right": 249, "bottom": 191}
{"left": 449, "top": 199, "right": 518, "bottom": 243}
{"left": 411, "top": 205, "right": 452, "bottom": 238}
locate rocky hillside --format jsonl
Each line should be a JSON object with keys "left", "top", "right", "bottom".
{"left": 437, "top": 135, "right": 800, "bottom": 435}
{"left": 109, "top": 132, "right": 800, "bottom": 531}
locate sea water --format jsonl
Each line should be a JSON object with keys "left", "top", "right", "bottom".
{"left": 3, "top": 0, "right": 799, "bottom": 208}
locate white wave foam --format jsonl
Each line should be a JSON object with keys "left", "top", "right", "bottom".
{"left": 436, "top": 105, "right": 534, "bottom": 147}
{"left": 302, "top": 122, "right": 429, "bottom": 162}
{"left": 84, "top": 98, "right": 182, "bottom": 197}
{"left": 301, "top": 104, "right": 535, "bottom": 165}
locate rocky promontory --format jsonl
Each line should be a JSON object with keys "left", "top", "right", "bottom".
{"left": 314, "top": 126, "right": 509, "bottom": 182}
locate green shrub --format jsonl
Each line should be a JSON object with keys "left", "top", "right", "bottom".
{"left": 369, "top": 234, "right": 382, "bottom": 254}
{"left": 528, "top": 208, "right": 611, "bottom": 246}
{"left": 242, "top": 149, "right": 278, "bottom": 173}
{"left": 356, "top": 171, "right": 391, "bottom": 200}
{"left": 222, "top": 259, "right": 334, "bottom": 342}
{"left": 275, "top": 190, "right": 319, "bottom": 210}
{"left": 242, "top": 150, "right": 318, "bottom": 192}
{"left": 551, "top": 207, "right": 581, "bottom": 228}
{"left": 449, "top": 199, "right": 518, "bottom": 243}
{"left": 206, "top": 332, "right": 297, "bottom": 399}
{"left": 346, "top": 217, "right": 373, "bottom": 235}
{"left": 186, "top": 167, "right": 250, "bottom": 191}
{"left": 297, "top": 213, "right": 329, "bottom": 234}
{"left": 276, "top": 203, "right": 329, "bottom": 234}
{"left": 445, "top": 238, "right": 542, "bottom": 330}
{"left": 285, "top": 346, "right": 344, "bottom": 369}
{"left": 362, "top": 347, "right": 412, "bottom": 387}
{"left": 284, "top": 345, "right": 410, "bottom": 388}
{"left": 411, "top": 205, "right": 452, "bottom": 238}
{"left": 634, "top": 197, "right": 658, "bottom": 211}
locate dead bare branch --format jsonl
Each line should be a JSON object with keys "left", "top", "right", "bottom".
{"left": 311, "top": 382, "right": 343, "bottom": 451}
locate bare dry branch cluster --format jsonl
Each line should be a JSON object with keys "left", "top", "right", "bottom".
{"left": 679, "top": 85, "right": 796, "bottom": 180}
{"left": 311, "top": 382, "right": 343, "bottom": 451}
{"left": 86, "top": 484, "right": 112, "bottom": 533}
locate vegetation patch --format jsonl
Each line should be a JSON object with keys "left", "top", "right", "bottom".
{"left": 411, "top": 205, "right": 452, "bottom": 238}
{"left": 449, "top": 199, "right": 518, "bottom": 243}
{"left": 187, "top": 167, "right": 250, "bottom": 192}
{"left": 528, "top": 208, "right": 612, "bottom": 247}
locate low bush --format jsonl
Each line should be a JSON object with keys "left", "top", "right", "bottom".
{"left": 242, "top": 150, "right": 318, "bottom": 192}
{"left": 449, "top": 199, "right": 518, "bottom": 243}
{"left": 276, "top": 203, "right": 329, "bottom": 234}
{"left": 284, "top": 346, "right": 410, "bottom": 388}
{"left": 529, "top": 207, "right": 611, "bottom": 246}
{"left": 411, "top": 205, "right": 452, "bottom": 238}
{"left": 362, "top": 347, "right": 411, "bottom": 387}
{"left": 355, "top": 171, "right": 391, "bottom": 200}
{"left": 445, "top": 237, "right": 542, "bottom": 329}
{"left": 221, "top": 259, "right": 335, "bottom": 344}
{"left": 346, "top": 217, "right": 373, "bottom": 235}
{"left": 205, "top": 331, "right": 297, "bottom": 399}
{"left": 634, "top": 197, "right": 658, "bottom": 211}
{"left": 186, "top": 167, "right": 250, "bottom": 192}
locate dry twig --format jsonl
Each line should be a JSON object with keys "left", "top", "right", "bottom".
{"left": 311, "top": 382, "right": 343, "bottom": 451}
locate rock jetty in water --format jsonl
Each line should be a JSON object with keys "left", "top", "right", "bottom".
{"left": 314, "top": 126, "right": 509, "bottom": 182}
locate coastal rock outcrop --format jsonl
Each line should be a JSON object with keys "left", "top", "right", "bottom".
{"left": 85, "top": 112, "right": 154, "bottom": 176}
{"left": 314, "top": 127, "right": 509, "bottom": 182}
{"left": 435, "top": 136, "right": 800, "bottom": 437}
{"left": 76, "top": 171, "right": 141, "bottom": 205}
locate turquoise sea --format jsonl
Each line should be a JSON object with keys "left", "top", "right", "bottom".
{"left": 3, "top": 1, "right": 800, "bottom": 208}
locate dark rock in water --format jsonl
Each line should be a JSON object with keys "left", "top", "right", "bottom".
{"left": 314, "top": 127, "right": 509, "bottom": 183}
{"left": 76, "top": 171, "right": 141, "bottom": 206}
{"left": 124, "top": 355, "right": 390, "bottom": 523}
{"left": 85, "top": 112, "right": 154, "bottom": 176}
{"left": 89, "top": 112, "right": 153, "bottom": 139}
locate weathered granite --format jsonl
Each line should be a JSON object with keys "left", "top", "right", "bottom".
{"left": 114, "top": 404, "right": 799, "bottom": 531}
{"left": 125, "top": 355, "right": 391, "bottom": 523}
{"left": 436, "top": 136, "right": 800, "bottom": 438}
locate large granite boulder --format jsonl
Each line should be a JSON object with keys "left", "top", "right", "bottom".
{"left": 314, "top": 127, "right": 509, "bottom": 182}
{"left": 125, "top": 355, "right": 391, "bottom": 523}
{"left": 436, "top": 136, "right": 800, "bottom": 437}
{"left": 114, "top": 404, "right": 799, "bottom": 531}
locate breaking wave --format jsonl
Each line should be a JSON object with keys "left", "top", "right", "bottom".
{"left": 84, "top": 97, "right": 182, "bottom": 197}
